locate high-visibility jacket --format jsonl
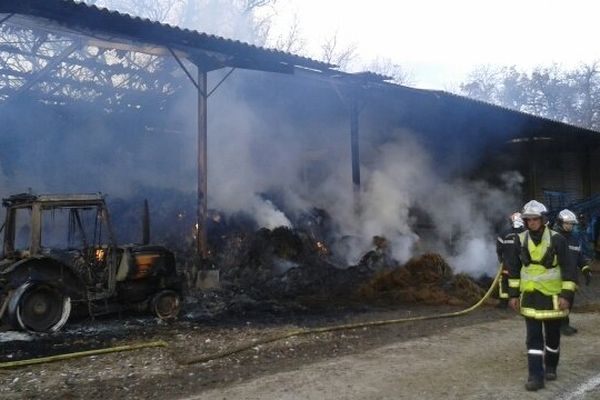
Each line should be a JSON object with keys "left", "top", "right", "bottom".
{"left": 507, "top": 226, "right": 577, "bottom": 320}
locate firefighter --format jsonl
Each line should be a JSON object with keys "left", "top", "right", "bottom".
{"left": 507, "top": 200, "right": 577, "bottom": 391}
{"left": 576, "top": 213, "right": 594, "bottom": 260}
{"left": 554, "top": 209, "right": 592, "bottom": 335}
{"left": 496, "top": 212, "right": 525, "bottom": 308}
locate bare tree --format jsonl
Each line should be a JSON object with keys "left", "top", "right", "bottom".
{"left": 320, "top": 32, "right": 357, "bottom": 70}
{"left": 460, "top": 62, "right": 600, "bottom": 130}
{"left": 495, "top": 66, "right": 528, "bottom": 110}
{"left": 239, "top": 0, "right": 277, "bottom": 14}
{"left": 248, "top": 8, "right": 274, "bottom": 46}
{"left": 177, "top": 0, "right": 276, "bottom": 46}
{"left": 88, "top": 0, "right": 186, "bottom": 24}
{"left": 364, "top": 57, "right": 413, "bottom": 85}
{"left": 460, "top": 65, "right": 505, "bottom": 103}
{"left": 572, "top": 61, "right": 600, "bottom": 128}
{"left": 272, "top": 14, "right": 306, "bottom": 54}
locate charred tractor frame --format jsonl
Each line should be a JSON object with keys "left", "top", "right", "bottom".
{"left": 0, "top": 193, "right": 182, "bottom": 333}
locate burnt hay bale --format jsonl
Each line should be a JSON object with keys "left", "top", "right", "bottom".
{"left": 359, "top": 253, "right": 484, "bottom": 306}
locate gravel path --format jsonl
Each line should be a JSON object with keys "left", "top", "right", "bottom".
{"left": 185, "top": 312, "right": 600, "bottom": 400}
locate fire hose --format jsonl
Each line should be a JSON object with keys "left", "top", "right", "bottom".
{"left": 0, "top": 266, "right": 502, "bottom": 369}
{"left": 0, "top": 341, "right": 168, "bottom": 369}
{"left": 180, "top": 264, "right": 503, "bottom": 365}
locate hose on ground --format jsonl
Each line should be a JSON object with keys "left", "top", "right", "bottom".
{"left": 180, "top": 265, "right": 503, "bottom": 365}
{"left": 0, "top": 340, "right": 168, "bottom": 369}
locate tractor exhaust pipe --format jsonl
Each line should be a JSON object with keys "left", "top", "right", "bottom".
{"left": 142, "top": 199, "right": 150, "bottom": 245}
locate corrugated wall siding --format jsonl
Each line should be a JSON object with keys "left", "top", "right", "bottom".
{"left": 591, "top": 147, "right": 600, "bottom": 194}
{"left": 535, "top": 150, "right": 583, "bottom": 205}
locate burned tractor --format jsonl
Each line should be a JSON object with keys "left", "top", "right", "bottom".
{"left": 0, "top": 193, "right": 182, "bottom": 333}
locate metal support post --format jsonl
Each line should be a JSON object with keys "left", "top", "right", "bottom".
{"left": 350, "top": 96, "right": 361, "bottom": 211}
{"left": 197, "top": 69, "right": 208, "bottom": 260}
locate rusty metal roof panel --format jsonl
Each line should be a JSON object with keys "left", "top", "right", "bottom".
{"left": 0, "top": 0, "right": 336, "bottom": 72}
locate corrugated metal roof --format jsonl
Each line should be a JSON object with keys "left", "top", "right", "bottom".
{"left": 0, "top": 0, "right": 336, "bottom": 72}
{"left": 369, "top": 82, "right": 600, "bottom": 136}
{"left": 427, "top": 88, "right": 600, "bottom": 135}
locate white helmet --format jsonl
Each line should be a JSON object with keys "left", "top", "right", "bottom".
{"left": 521, "top": 200, "right": 547, "bottom": 219}
{"left": 558, "top": 209, "right": 578, "bottom": 224}
{"left": 510, "top": 212, "right": 524, "bottom": 229}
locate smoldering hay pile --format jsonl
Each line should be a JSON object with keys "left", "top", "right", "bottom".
{"left": 358, "top": 254, "right": 487, "bottom": 306}
{"left": 204, "top": 223, "right": 488, "bottom": 306}
{"left": 205, "top": 224, "right": 489, "bottom": 306}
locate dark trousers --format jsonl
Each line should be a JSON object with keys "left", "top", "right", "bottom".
{"left": 526, "top": 317, "right": 561, "bottom": 379}
{"left": 499, "top": 274, "right": 509, "bottom": 298}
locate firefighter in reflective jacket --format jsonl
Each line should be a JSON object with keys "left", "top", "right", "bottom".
{"left": 496, "top": 212, "right": 525, "bottom": 308}
{"left": 507, "top": 200, "right": 578, "bottom": 391}
{"left": 554, "top": 209, "right": 592, "bottom": 335}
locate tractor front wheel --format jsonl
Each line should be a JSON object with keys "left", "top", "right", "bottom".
{"left": 151, "top": 290, "right": 181, "bottom": 320}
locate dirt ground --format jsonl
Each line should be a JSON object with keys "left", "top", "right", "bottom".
{"left": 1, "top": 277, "right": 599, "bottom": 399}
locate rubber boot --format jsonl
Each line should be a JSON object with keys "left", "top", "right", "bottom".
{"left": 545, "top": 367, "right": 557, "bottom": 381}
{"left": 526, "top": 354, "right": 545, "bottom": 391}
{"left": 526, "top": 378, "right": 545, "bottom": 391}
{"left": 560, "top": 325, "right": 578, "bottom": 336}
{"left": 545, "top": 349, "right": 559, "bottom": 381}
{"left": 561, "top": 316, "right": 578, "bottom": 336}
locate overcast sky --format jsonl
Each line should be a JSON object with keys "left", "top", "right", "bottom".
{"left": 267, "top": 0, "right": 600, "bottom": 89}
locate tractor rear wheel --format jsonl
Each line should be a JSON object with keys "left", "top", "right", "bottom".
{"left": 8, "top": 282, "right": 71, "bottom": 333}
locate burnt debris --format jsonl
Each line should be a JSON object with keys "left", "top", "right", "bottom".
{"left": 171, "top": 209, "right": 487, "bottom": 308}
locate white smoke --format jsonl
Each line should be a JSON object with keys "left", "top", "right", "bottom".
{"left": 185, "top": 72, "right": 524, "bottom": 276}
{"left": 203, "top": 104, "right": 522, "bottom": 276}
{"left": 250, "top": 196, "right": 292, "bottom": 229}
{"left": 448, "top": 237, "right": 495, "bottom": 276}
{"left": 273, "top": 257, "right": 299, "bottom": 275}
{"left": 333, "top": 134, "right": 521, "bottom": 275}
